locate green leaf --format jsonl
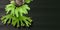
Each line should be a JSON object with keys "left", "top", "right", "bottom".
{"left": 11, "top": 16, "right": 17, "bottom": 26}
{"left": 17, "top": 21, "right": 20, "bottom": 27}
{"left": 24, "top": 20, "right": 29, "bottom": 27}
{"left": 1, "top": 14, "right": 11, "bottom": 24}
{"left": 21, "top": 6, "right": 28, "bottom": 14}
{"left": 5, "top": 3, "right": 15, "bottom": 14}
{"left": 10, "top": 7, "right": 15, "bottom": 15}
{"left": 3, "top": 18, "right": 8, "bottom": 24}
{"left": 25, "top": 0, "right": 32, "bottom": 3}
{"left": 23, "top": 4, "right": 30, "bottom": 10}
{"left": 18, "top": 7, "right": 23, "bottom": 16}
{"left": 26, "top": 17, "right": 32, "bottom": 22}
{"left": 21, "top": 20, "right": 25, "bottom": 26}
{"left": 19, "top": 16, "right": 32, "bottom": 27}
{"left": 7, "top": 18, "right": 11, "bottom": 24}
{"left": 15, "top": 7, "right": 19, "bottom": 17}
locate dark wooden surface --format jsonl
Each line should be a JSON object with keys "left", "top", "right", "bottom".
{"left": 0, "top": 0, "right": 60, "bottom": 30}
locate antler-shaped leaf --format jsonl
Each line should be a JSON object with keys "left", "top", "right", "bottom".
{"left": 5, "top": 3, "right": 15, "bottom": 14}
{"left": 19, "top": 16, "right": 32, "bottom": 27}
{"left": 1, "top": 14, "right": 32, "bottom": 27}
{"left": 1, "top": 14, "right": 12, "bottom": 24}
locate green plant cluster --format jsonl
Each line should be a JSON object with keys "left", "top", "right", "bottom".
{"left": 1, "top": 0, "right": 32, "bottom": 27}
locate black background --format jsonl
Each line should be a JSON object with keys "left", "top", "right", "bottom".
{"left": 0, "top": 0, "right": 60, "bottom": 30}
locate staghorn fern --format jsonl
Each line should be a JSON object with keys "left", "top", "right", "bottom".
{"left": 1, "top": 0, "right": 32, "bottom": 27}
{"left": 1, "top": 14, "right": 32, "bottom": 27}
{"left": 5, "top": 3, "right": 30, "bottom": 17}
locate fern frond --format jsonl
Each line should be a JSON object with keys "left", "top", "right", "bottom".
{"left": 1, "top": 0, "right": 32, "bottom": 27}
